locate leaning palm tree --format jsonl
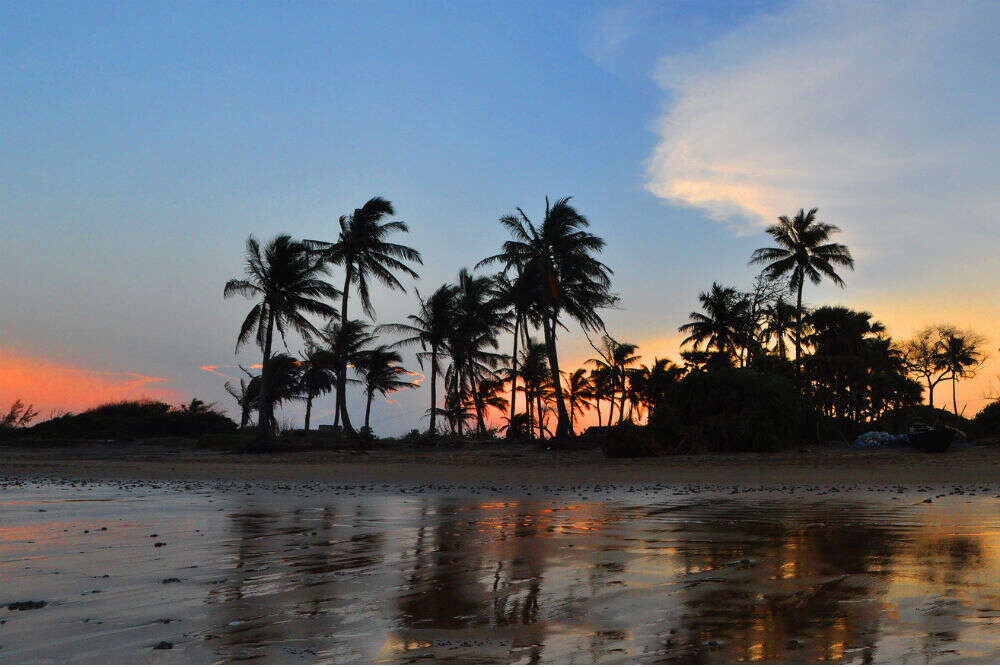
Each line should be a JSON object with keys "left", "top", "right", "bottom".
{"left": 378, "top": 283, "right": 457, "bottom": 435}
{"left": 679, "top": 283, "right": 748, "bottom": 362}
{"left": 355, "top": 346, "right": 418, "bottom": 433}
{"left": 564, "top": 368, "right": 594, "bottom": 432}
{"left": 306, "top": 197, "right": 422, "bottom": 435}
{"left": 298, "top": 346, "right": 337, "bottom": 431}
{"left": 750, "top": 208, "right": 854, "bottom": 371}
{"left": 224, "top": 235, "right": 339, "bottom": 435}
{"left": 480, "top": 197, "right": 616, "bottom": 439}
{"left": 934, "top": 330, "right": 985, "bottom": 416}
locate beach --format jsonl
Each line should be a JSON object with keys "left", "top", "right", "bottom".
{"left": 3, "top": 440, "right": 1000, "bottom": 486}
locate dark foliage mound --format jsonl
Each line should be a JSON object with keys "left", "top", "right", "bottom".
{"left": 29, "top": 400, "right": 236, "bottom": 440}
{"left": 667, "top": 368, "right": 815, "bottom": 453}
{"left": 876, "top": 405, "right": 971, "bottom": 434}
{"left": 585, "top": 422, "right": 662, "bottom": 458}
{"left": 970, "top": 401, "right": 1000, "bottom": 440}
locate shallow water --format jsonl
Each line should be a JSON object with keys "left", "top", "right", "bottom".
{"left": 4, "top": 481, "right": 1000, "bottom": 663}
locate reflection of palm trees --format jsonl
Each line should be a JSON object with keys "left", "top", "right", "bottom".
{"left": 656, "top": 501, "right": 899, "bottom": 663}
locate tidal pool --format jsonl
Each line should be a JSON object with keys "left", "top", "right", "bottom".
{"left": 3, "top": 480, "right": 1000, "bottom": 663}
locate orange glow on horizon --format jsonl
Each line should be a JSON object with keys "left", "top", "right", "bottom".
{"left": 0, "top": 348, "right": 181, "bottom": 417}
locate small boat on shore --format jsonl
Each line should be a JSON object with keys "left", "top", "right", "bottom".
{"left": 907, "top": 423, "right": 956, "bottom": 453}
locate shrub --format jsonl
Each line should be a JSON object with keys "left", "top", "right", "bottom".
{"left": 196, "top": 431, "right": 258, "bottom": 451}
{"left": 587, "top": 422, "right": 662, "bottom": 458}
{"left": 667, "top": 368, "right": 815, "bottom": 453}
{"left": 877, "top": 405, "right": 971, "bottom": 434}
{"left": 970, "top": 401, "right": 1000, "bottom": 440}
{"left": 29, "top": 400, "right": 237, "bottom": 440}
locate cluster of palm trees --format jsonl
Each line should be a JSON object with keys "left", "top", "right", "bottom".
{"left": 225, "top": 195, "right": 618, "bottom": 439}
{"left": 224, "top": 198, "right": 423, "bottom": 436}
{"left": 677, "top": 207, "right": 986, "bottom": 418}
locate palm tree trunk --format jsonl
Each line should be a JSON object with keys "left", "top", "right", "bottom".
{"left": 365, "top": 390, "right": 374, "bottom": 430}
{"left": 536, "top": 391, "right": 544, "bottom": 440}
{"left": 337, "top": 265, "right": 356, "bottom": 435}
{"left": 508, "top": 313, "right": 521, "bottom": 438}
{"left": 258, "top": 308, "right": 277, "bottom": 436}
{"left": 470, "top": 368, "right": 487, "bottom": 434}
{"left": 795, "top": 278, "right": 804, "bottom": 376}
{"left": 595, "top": 396, "right": 602, "bottom": 427}
{"left": 526, "top": 387, "right": 534, "bottom": 438}
{"left": 541, "top": 316, "right": 571, "bottom": 438}
{"left": 429, "top": 346, "right": 438, "bottom": 434}
{"left": 304, "top": 391, "right": 313, "bottom": 431}
{"left": 952, "top": 375, "right": 959, "bottom": 416}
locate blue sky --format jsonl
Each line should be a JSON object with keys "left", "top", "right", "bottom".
{"left": 3, "top": 0, "right": 997, "bottom": 428}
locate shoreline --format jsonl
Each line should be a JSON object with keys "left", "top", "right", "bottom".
{"left": 3, "top": 440, "right": 1000, "bottom": 486}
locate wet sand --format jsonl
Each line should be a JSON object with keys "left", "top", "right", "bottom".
{"left": 2, "top": 440, "right": 1000, "bottom": 485}
{"left": 5, "top": 478, "right": 1000, "bottom": 663}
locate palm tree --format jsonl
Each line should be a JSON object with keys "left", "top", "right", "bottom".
{"left": 480, "top": 197, "right": 616, "bottom": 439}
{"left": 299, "top": 346, "right": 337, "bottom": 431}
{"left": 446, "top": 269, "right": 506, "bottom": 434}
{"left": 489, "top": 270, "right": 541, "bottom": 437}
{"left": 589, "top": 366, "right": 614, "bottom": 427}
{"left": 934, "top": 331, "right": 985, "bottom": 416}
{"left": 320, "top": 318, "right": 375, "bottom": 427}
{"left": 355, "top": 346, "right": 418, "bottom": 433}
{"left": 378, "top": 284, "right": 457, "bottom": 435}
{"left": 224, "top": 235, "right": 339, "bottom": 435}
{"left": 750, "top": 208, "right": 854, "bottom": 371}
{"left": 518, "top": 338, "right": 551, "bottom": 439}
{"left": 678, "top": 283, "right": 748, "bottom": 362}
{"left": 224, "top": 371, "right": 259, "bottom": 429}
{"left": 564, "top": 368, "right": 594, "bottom": 432}
{"left": 762, "top": 296, "right": 798, "bottom": 360}
{"left": 306, "top": 197, "right": 422, "bottom": 435}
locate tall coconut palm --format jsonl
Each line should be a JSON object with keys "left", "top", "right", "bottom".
{"left": 587, "top": 335, "right": 639, "bottom": 424}
{"left": 298, "top": 346, "right": 337, "bottom": 431}
{"left": 355, "top": 346, "right": 418, "bottom": 433}
{"left": 517, "top": 338, "right": 551, "bottom": 439}
{"left": 224, "top": 235, "right": 339, "bottom": 435}
{"left": 378, "top": 284, "right": 458, "bottom": 435}
{"left": 750, "top": 208, "right": 854, "bottom": 371}
{"left": 480, "top": 197, "right": 616, "bottom": 439}
{"left": 678, "top": 283, "right": 748, "bottom": 362}
{"left": 306, "top": 197, "right": 422, "bottom": 435}
{"left": 564, "top": 368, "right": 594, "bottom": 432}
{"left": 934, "top": 330, "right": 985, "bottom": 416}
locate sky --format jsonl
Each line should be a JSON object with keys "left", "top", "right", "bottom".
{"left": 2, "top": 0, "right": 998, "bottom": 432}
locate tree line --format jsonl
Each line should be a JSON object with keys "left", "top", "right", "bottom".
{"left": 224, "top": 201, "right": 990, "bottom": 441}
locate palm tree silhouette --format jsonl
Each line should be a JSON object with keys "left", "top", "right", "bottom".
{"left": 355, "top": 346, "right": 418, "bottom": 433}
{"left": 488, "top": 269, "right": 542, "bottom": 437}
{"left": 224, "top": 235, "right": 339, "bottom": 435}
{"left": 934, "top": 331, "right": 985, "bottom": 416}
{"left": 298, "top": 346, "right": 337, "bottom": 431}
{"left": 679, "top": 283, "right": 749, "bottom": 362}
{"left": 762, "top": 296, "right": 798, "bottom": 361}
{"left": 446, "top": 269, "right": 506, "bottom": 434}
{"left": 379, "top": 283, "right": 458, "bottom": 434}
{"left": 564, "top": 368, "right": 594, "bottom": 432}
{"left": 320, "top": 318, "right": 375, "bottom": 428}
{"left": 750, "top": 208, "right": 853, "bottom": 372}
{"left": 480, "top": 197, "right": 616, "bottom": 439}
{"left": 307, "top": 197, "right": 422, "bottom": 435}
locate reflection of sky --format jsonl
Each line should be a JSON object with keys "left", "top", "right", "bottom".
{"left": 7, "top": 485, "right": 1000, "bottom": 662}
{"left": 2, "top": 0, "right": 996, "bottom": 430}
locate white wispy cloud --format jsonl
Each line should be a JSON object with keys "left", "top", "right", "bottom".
{"left": 646, "top": 0, "right": 1000, "bottom": 284}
